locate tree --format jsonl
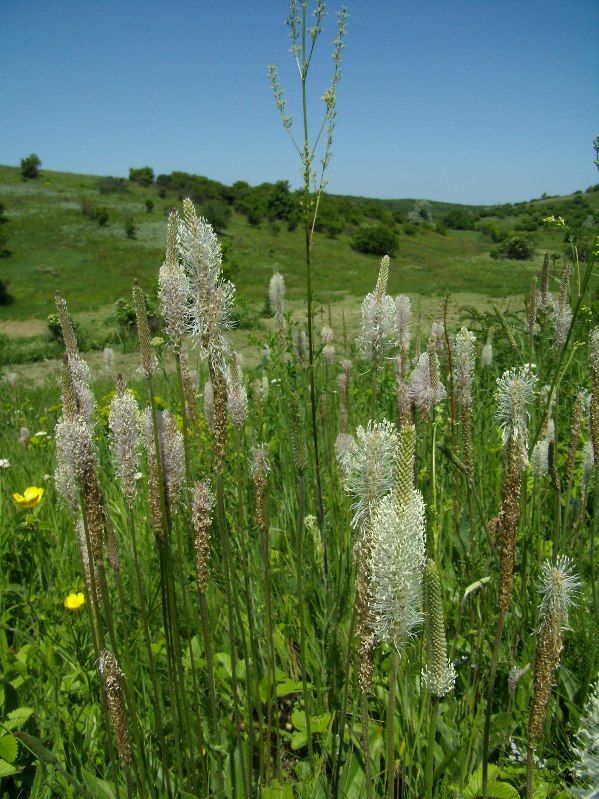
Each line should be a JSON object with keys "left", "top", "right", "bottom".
{"left": 129, "top": 166, "right": 154, "bottom": 186}
{"left": 20, "top": 154, "right": 41, "bottom": 180}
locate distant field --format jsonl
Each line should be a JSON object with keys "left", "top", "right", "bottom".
{"left": 0, "top": 164, "right": 596, "bottom": 358}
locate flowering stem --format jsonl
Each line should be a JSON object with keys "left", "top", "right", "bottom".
{"left": 386, "top": 650, "right": 400, "bottom": 799}
{"left": 481, "top": 608, "right": 506, "bottom": 799}
{"left": 424, "top": 695, "right": 440, "bottom": 799}
{"left": 296, "top": 471, "right": 314, "bottom": 766}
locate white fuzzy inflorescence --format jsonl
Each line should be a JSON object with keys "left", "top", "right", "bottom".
{"left": 454, "top": 327, "right": 476, "bottom": 405}
{"left": 396, "top": 294, "right": 412, "bottom": 352}
{"left": 158, "top": 209, "right": 190, "bottom": 353}
{"left": 356, "top": 256, "right": 397, "bottom": 363}
{"left": 108, "top": 388, "right": 140, "bottom": 506}
{"left": 495, "top": 365, "right": 537, "bottom": 455}
{"left": 369, "top": 488, "right": 426, "bottom": 651}
{"left": 178, "top": 199, "right": 235, "bottom": 370}
{"left": 340, "top": 419, "right": 398, "bottom": 531}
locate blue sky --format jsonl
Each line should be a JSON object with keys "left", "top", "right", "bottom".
{"left": 2, "top": 0, "right": 598, "bottom": 205}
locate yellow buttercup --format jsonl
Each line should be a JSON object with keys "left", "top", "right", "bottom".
{"left": 64, "top": 592, "right": 85, "bottom": 611}
{"left": 12, "top": 486, "right": 44, "bottom": 509}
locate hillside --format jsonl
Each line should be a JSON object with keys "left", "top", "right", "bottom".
{"left": 0, "top": 163, "right": 597, "bottom": 367}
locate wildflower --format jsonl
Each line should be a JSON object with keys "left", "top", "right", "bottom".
{"left": 396, "top": 294, "right": 412, "bottom": 353}
{"left": 554, "top": 264, "right": 573, "bottom": 348}
{"left": 454, "top": 328, "right": 476, "bottom": 405}
{"left": 422, "top": 560, "right": 456, "bottom": 697}
{"left": 158, "top": 209, "right": 189, "bottom": 354}
{"left": 108, "top": 378, "right": 140, "bottom": 507}
{"left": 64, "top": 592, "right": 85, "bottom": 611}
{"left": 495, "top": 365, "right": 537, "bottom": 456}
{"left": 531, "top": 439, "right": 550, "bottom": 478}
{"left": 179, "top": 198, "right": 235, "bottom": 370}
{"left": 19, "top": 427, "right": 30, "bottom": 448}
{"left": 103, "top": 346, "right": 115, "bottom": 373}
{"left": 482, "top": 341, "right": 493, "bottom": 368}
{"left": 430, "top": 321, "right": 445, "bottom": 357}
{"left": 12, "top": 486, "right": 44, "bottom": 509}
{"left": 269, "top": 272, "right": 286, "bottom": 333}
{"left": 227, "top": 353, "right": 248, "bottom": 428}
{"left": 0, "top": 459, "right": 9, "bottom": 469}
{"left": 356, "top": 255, "right": 397, "bottom": 363}
{"left": 542, "top": 215, "right": 566, "bottom": 227}
{"left": 528, "top": 556, "right": 579, "bottom": 743}
{"left": 98, "top": 650, "right": 132, "bottom": 766}
{"left": 409, "top": 350, "right": 446, "bottom": 418}
{"left": 192, "top": 481, "right": 214, "bottom": 592}
{"left": 370, "top": 429, "right": 426, "bottom": 651}
{"left": 341, "top": 419, "right": 398, "bottom": 530}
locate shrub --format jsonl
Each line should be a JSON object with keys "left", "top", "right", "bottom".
{"left": 351, "top": 224, "right": 398, "bottom": 256}
{"left": 145, "top": 199, "right": 154, "bottom": 213}
{"left": 20, "top": 153, "right": 41, "bottom": 180}
{"left": 129, "top": 166, "right": 155, "bottom": 186}
{"left": 500, "top": 235, "right": 534, "bottom": 260}
{"left": 202, "top": 200, "right": 231, "bottom": 234}
{"left": 124, "top": 217, "right": 137, "bottom": 239}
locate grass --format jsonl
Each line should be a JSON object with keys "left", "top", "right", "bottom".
{"left": 1, "top": 164, "right": 594, "bottom": 328}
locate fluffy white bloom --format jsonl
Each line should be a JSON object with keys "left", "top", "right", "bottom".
{"left": 482, "top": 342, "right": 493, "bottom": 368}
{"left": 531, "top": 439, "right": 549, "bottom": 478}
{"left": 370, "top": 489, "right": 426, "bottom": 650}
{"left": 269, "top": 272, "right": 285, "bottom": 323}
{"left": 342, "top": 419, "right": 398, "bottom": 531}
{"left": 179, "top": 199, "right": 235, "bottom": 369}
{"left": 396, "top": 294, "right": 412, "bottom": 352}
{"left": 495, "top": 365, "right": 537, "bottom": 453}
{"left": 356, "top": 256, "right": 397, "bottom": 362}
{"left": 108, "top": 388, "right": 140, "bottom": 505}
{"left": 335, "top": 432, "right": 357, "bottom": 481}
{"left": 538, "top": 555, "right": 580, "bottom": 630}
{"left": 454, "top": 327, "right": 476, "bottom": 405}
{"left": 158, "top": 209, "right": 189, "bottom": 352}
{"left": 409, "top": 351, "right": 446, "bottom": 415}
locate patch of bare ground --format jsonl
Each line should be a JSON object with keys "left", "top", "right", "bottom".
{"left": 0, "top": 319, "right": 49, "bottom": 337}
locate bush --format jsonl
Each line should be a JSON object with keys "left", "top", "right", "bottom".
{"left": 351, "top": 224, "right": 398, "bottom": 256}
{"left": 129, "top": 166, "right": 155, "bottom": 186}
{"left": 20, "top": 153, "right": 41, "bottom": 180}
{"left": 124, "top": 217, "right": 137, "bottom": 239}
{"left": 202, "top": 200, "right": 231, "bottom": 234}
{"left": 500, "top": 235, "right": 534, "bottom": 260}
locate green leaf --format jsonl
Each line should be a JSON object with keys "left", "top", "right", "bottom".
{"left": 261, "top": 780, "right": 295, "bottom": 798}
{"left": 81, "top": 768, "right": 118, "bottom": 799}
{"left": 0, "top": 757, "right": 18, "bottom": 778}
{"left": 0, "top": 733, "right": 17, "bottom": 763}
{"left": 4, "top": 705, "right": 34, "bottom": 731}
{"left": 486, "top": 782, "right": 520, "bottom": 799}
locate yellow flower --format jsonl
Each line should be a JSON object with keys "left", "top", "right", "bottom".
{"left": 64, "top": 592, "right": 85, "bottom": 611}
{"left": 12, "top": 486, "right": 44, "bottom": 509}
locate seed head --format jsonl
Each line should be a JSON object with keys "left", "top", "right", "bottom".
{"left": 422, "top": 559, "right": 456, "bottom": 697}
{"left": 454, "top": 327, "right": 476, "bottom": 406}
{"left": 396, "top": 294, "right": 412, "bottom": 353}
{"left": 108, "top": 379, "right": 140, "bottom": 507}
{"left": 158, "top": 208, "right": 189, "bottom": 353}
{"left": 356, "top": 255, "right": 397, "bottom": 363}
{"left": 495, "top": 365, "right": 537, "bottom": 455}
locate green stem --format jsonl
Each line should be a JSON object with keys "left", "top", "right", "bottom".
{"left": 296, "top": 471, "right": 314, "bottom": 765}
{"left": 482, "top": 609, "right": 506, "bottom": 799}
{"left": 425, "top": 695, "right": 440, "bottom": 799}
{"left": 386, "top": 651, "right": 399, "bottom": 799}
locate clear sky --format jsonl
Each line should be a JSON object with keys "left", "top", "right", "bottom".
{"left": 2, "top": 0, "right": 598, "bottom": 205}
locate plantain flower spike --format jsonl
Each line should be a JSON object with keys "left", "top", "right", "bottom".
{"left": 178, "top": 198, "right": 235, "bottom": 371}
{"left": 369, "top": 423, "right": 426, "bottom": 651}
{"left": 422, "top": 559, "right": 456, "bottom": 697}
{"left": 108, "top": 375, "right": 140, "bottom": 507}
{"left": 356, "top": 255, "right": 397, "bottom": 363}
{"left": 158, "top": 208, "right": 189, "bottom": 354}
{"left": 571, "top": 677, "right": 599, "bottom": 798}
{"left": 495, "top": 365, "right": 537, "bottom": 459}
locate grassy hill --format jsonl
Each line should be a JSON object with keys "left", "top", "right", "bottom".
{"left": 0, "top": 163, "right": 597, "bottom": 367}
